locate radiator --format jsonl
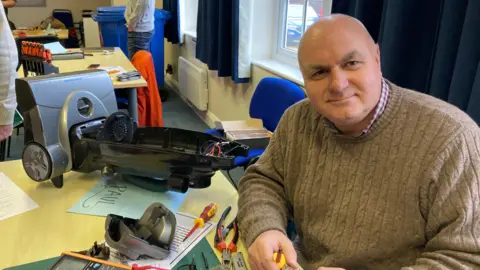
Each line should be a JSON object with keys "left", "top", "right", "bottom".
{"left": 178, "top": 56, "right": 208, "bottom": 111}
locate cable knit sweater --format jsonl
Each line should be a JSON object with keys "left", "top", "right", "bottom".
{"left": 238, "top": 81, "right": 480, "bottom": 269}
{"left": 0, "top": 7, "right": 17, "bottom": 125}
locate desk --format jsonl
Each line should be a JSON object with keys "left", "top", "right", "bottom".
{"left": 0, "top": 160, "right": 246, "bottom": 269}
{"left": 13, "top": 29, "right": 69, "bottom": 40}
{"left": 17, "top": 48, "right": 148, "bottom": 122}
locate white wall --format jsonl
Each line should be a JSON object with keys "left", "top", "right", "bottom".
{"left": 164, "top": 34, "right": 287, "bottom": 127}
{"left": 8, "top": 0, "right": 111, "bottom": 27}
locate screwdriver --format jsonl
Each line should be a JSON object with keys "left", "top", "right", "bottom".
{"left": 273, "top": 251, "right": 286, "bottom": 269}
{"left": 273, "top": 251, "right": 303, "bottom": 270}
{"left": 183, "top": 202, "right": 218, "bottom": 242}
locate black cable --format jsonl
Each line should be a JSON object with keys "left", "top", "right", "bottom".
{"left": 175, "top": 263, "right": 194, "bottom": 270}
{"left": 226, "top": 170, "right": 238, "bottom": 190}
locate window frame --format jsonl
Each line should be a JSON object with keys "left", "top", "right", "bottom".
{"left": 272, "top": 0, "right": 333, "bottom": 68}
{"left": 273, "top": 0, "right": 300, "bottom": 68}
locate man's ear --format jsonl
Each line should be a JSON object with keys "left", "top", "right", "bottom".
{"left": 375, "top": 43, "right": 381, "bottom": 67}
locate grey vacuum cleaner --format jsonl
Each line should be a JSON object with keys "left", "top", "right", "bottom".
{"left": 15, "top": 70, "right": 249, "bottom": 191}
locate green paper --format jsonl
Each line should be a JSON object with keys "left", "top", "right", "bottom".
{"left": 67, "top": 176, "right": 186, "bottom": 219}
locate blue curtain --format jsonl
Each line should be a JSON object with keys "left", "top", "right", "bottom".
{"left": 196, "top": 0, "right": 247, "bottom": 83}
{"left": 163, "top": 0, "right": 180, "bottom": 44}
{"left": 333, "top": 0, "right": 480, "bottom": 125}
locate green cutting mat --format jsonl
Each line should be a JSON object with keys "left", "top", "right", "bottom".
{"left": 4, "top": 257, "right": 58, "bottom": 270}
{"left": 172, "top": 238, "right": 220, "bottom": 270}
{"left": 13, "top": 109, "right": 23, "bottom": 128}
{"left": 5, "top": 238, "right": 220, "bottom": 270}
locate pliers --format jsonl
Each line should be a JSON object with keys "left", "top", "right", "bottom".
{"left": 214, "top": 206, "right": 239, "bottom": 266}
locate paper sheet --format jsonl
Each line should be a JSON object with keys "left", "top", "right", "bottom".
{"left": 0, "top": 173, "right": 39, "bottom": 221}
{"left": 43, "top": 41, "right": 67, "bottom": 54}
{"left": 67, "top": 177, "right": 186, "bottom": 219}
{"left": 108, "top": 212, "right": 216, "bottom": 269}
{"left": 98, "top": 66, "right": 126, "bottom": 76}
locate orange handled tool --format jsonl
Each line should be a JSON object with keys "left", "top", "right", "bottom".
{"left": 21, "top": 41, "right": 28, "bottom": 55}
{"left": 35, "top": 43, "right": 41, "bottom": 57}
{"left": 45, "top": 49, "right": 52, "bottom": 63}
{"left": 28, "top": 42, "right": 34, "bottom": 56}
{"left": 25, "top": 41, "right": 31, "bottom": 56}
{"left": 183, "top": 202, "right": 218, "bottom": 242}
{"left": 38, "top": 44, "right": 45, "bottom": 58}
{"left": 32, "top": 43, "right": 38, "bottom": 57}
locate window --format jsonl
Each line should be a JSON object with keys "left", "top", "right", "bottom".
{"left": 274, "top": 0, "right": 332, "bottom": 67}
{"left": 181, "top": 0, "right": 198, "bottom": 38}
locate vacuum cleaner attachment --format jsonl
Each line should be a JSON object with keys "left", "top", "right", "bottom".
{"left": 105, "top": 203, "right": 176, "bottom": 260}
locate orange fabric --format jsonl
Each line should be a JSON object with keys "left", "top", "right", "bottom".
{"left": 131, "top": 50, "right": 164, "bottom": 127}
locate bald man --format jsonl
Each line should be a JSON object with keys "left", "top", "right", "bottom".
{"left": 237, "top": 14, "right": 480, "bottom": 270}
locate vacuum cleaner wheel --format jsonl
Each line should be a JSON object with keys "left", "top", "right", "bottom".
{"left": 103, "top": 111, "right": 135, "bottom": 143}
{"left": 22, "top": 142, "right": 52, "bottom": 182}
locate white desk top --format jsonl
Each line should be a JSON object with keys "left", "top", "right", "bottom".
{"left": 17, "top": 47, "right": 148, "bottom": 89}
{"left": 0, "top": 160, "right": 244, "bottom": 269}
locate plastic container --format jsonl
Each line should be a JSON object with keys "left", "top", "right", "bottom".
{"left": 151, "top": 9, "right": 171, "bottom": 88}
{"left": 97, "top": 6, "right": 126, "bottom": 15}
{"left": 92, "top": 12, "right": 129, "bottom": 56}
{"left": 93, "top": 7, "right": 171, "bottom": 88}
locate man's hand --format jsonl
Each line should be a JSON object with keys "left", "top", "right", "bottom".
{"left": 127, "top": 25, "right": 134, "bottom": 32}
{"left": 0, "top": 125, "right": 13, "bottom": 141}
{"left": 248, "top": 230, "right": 299, "bottom": 270}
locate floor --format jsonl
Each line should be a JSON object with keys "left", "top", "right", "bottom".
{"left": 6, "top": 89, "right": 245, "bottom": 187}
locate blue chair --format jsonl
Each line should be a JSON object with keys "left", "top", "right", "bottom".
{"left": 206, "top": 77, "right": 306, "bottom": 168}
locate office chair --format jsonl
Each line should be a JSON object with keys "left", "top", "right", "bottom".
{"left": 52, "top": 9, "right": 80, "bottom": 48}
{"left": 206, "top": 77, "right": 306, "bottom": 169}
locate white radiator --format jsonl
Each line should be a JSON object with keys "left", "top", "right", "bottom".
{"left": 178, "top": 56, "right": 208, "bottom": 111}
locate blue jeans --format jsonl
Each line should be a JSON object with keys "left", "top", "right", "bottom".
{"left": 127, "top": 30, "right": 154, "bottom": 59}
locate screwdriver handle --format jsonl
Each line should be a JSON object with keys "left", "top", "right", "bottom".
{"left": 45, "top": 49, "right": 52, "bottom": 63}
{"left": 194, "top": 203, "right": 218, "bottom": 228}
{"left": 39, "top": 45, "right": 44, "bottom": 58}
{"left": 25, "top": 42, "right": 31, "bottom": 56}
{"left": 273, "top": 252, "right": 286, "bottom": 269}
{"left": 33, "top": 43, "right": 39, "bottom": 57}
{"left": 21, "top": 41, "right": 27, "bottom": 55}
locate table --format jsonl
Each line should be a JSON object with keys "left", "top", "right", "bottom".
{"left": 53, "top": 48, "right": 147, "bottom": 90}
{"left": 13, "top": 29, "right": 69, "bottom": 40}
{"left": 0, "top": 160, "right": 246, "bottom": 269}
{"left": 17, "top": 47, "right": 148, "bottom": 122}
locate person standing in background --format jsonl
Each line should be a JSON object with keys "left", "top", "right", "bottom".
{"left": 0, "top": 6, "right": 18, "bottom": 141}
{"left": 125, "top": 0, "right": 155, "bottom": 59}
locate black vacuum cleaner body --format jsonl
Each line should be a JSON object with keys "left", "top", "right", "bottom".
{"left": 16, "top": 70, "right": 249, "bottom": 192}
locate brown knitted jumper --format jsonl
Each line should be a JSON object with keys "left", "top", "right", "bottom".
{"left": 237, "top": 81, "right": 480, "bottom": 269}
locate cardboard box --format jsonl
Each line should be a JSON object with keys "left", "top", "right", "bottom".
{"left": 215, "top": 118, "right": 272, "bottom": 149}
